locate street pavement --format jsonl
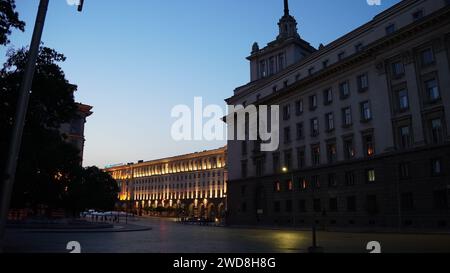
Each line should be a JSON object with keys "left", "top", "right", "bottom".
{"left": 4, "top": 217, "right": 450, "bottom": 253}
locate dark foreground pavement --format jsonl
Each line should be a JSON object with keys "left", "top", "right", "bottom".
{"left": 4, "top": 217, "right": 450, "bottom": 253}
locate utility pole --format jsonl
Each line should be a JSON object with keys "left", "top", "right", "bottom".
{"left": 0, "top": 0, "right": 84, "bottom": 252}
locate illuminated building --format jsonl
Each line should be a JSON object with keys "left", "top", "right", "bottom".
{"left": 105, "top": 147, "right": 227, "bottom": 219}
{"left": 226, "top": 0, "right": 450, "bottom": 229}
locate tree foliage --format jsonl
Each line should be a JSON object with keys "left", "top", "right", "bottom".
{"left": 0, "top": 46, "right": 118, "bottom": 212}
{"left": 66, "top": 167, "right": 119, "bottom": 213}
{"left": 0, "top": 0, "right": 25, "bottom": 45}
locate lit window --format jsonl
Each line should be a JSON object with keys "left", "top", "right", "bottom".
{"left": 364, "top": 134, "right": 375, "bottom": 157}
{"left": 367, "top": 169, "right": 376, "bottom": 183}
{"left": 275, "top": 181, "right": 281, "bottom": 192}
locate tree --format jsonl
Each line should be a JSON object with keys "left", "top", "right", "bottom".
{"left": 65, "top": 167, "right": 119, "bottom": 213}
{"left": 0, "top": 0, "right": 25, "bottom": 45}
{"left": 0, "top": 46, "right": 80, "bottom": 210}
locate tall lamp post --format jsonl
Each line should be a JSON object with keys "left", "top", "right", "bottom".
{"left": 282, "top": 166, "right": 323, "bottom": 253}
{"left": 0, "top": 0, "right": 85, "bottom": 252}
{"left": 281, "top": 167, "right": 295, "bottom": 226}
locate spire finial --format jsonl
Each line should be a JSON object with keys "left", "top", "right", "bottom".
{"left": 284, "top": 0, "right": 289, "bottom": 15}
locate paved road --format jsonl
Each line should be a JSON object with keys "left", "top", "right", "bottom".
{"left": 4, "top": 217, "right": 450, "bottom": 253}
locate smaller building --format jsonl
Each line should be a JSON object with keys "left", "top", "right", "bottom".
{"left": 59, "top": 103, "right": 93, "bottom": 165}
{"left": 105, "top": 147, "right": 227, "bottom": 220}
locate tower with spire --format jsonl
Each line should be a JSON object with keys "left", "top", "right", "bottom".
{"left": 247, "top": 0, "right": 316, "bottom": 82}
{"left": 277, "top": 0, "right": 300, "bottom": 40}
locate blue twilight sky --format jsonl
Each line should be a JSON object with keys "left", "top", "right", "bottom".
{"left": 2, "top": 0, "right": 400, "bottom": 168}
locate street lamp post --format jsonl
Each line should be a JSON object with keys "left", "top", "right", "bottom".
{"left": 308, "top": 177, "right": 323, "bottom": 253}
{"left": 282, "top": 167, "right": 295, "bottom": 227}
{"left": 0, "top": 0, "right": 84, "bottom": 252}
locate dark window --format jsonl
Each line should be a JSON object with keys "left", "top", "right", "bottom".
{"left": 274, "top": 201, "right": 281, "bottom": 213}
{"left": 313, "top": 199, "right": 321, "bottom": 212}
{"left": 284, "top": 151, "right": 292, "bottom": 171}
{"left": 401, "top": 192, "right": 414, "bottom": 211}
{"left": 327, "top": 142, "right": 337, "bottom": 164}
{"left": 431, "top": 158, "right": 442, "bottom": 176}
{"left": 328, "top": 173, "right": 337, "bottom": 187}
{"left": 360, "top": 101, "right": 372, "bottom": 122}
{"left": 311, "top": 175, "right": 320, "bottom": 189}
{"left": 325, "top": 113, "right": 335, "bottom": 132}
{"left": 311, "top": 145, "right": 321, "bottom": 166}
{"left": 286, "top": 200, "right": 293, "bottom": 212}
{"left": 425, "top": 79, "right": 440, "bottom": 102}
{"left": 433, "top": 190, "right": 448, "bottom": 210}
{"left": 357, "top": 73, "right": 369, "bottom": 92}
{"left": 430, "top": 118, "right": 444, "bottom": 144}
{"left": 338, "top": 51, "right": 346, "bottom": 60}
{"left": 345, "top": 171, "right": 355, "bottom": 186}
{"left": 296, "top": 122, "right": 304, "bottom": 140}
{"left": 399, "top": 162, "right": 411, "bottom": 180}
{"left": 297, "top": 148, "right": 305, "bottom": 169}
{"left": 255, "top": 158, "right": 264, "bottom": 177}
{"left": 241, "top": 202, "right": 247, "bottom": 212}
{"left": 322, "top": 60, "right": 329, "bottom": 69}
{"left": 260, "top": 60, "right": 266, "bottom": 78}
{"left": 399, "top": 126, "right": 412, "bottom": 149}
{"left": 295, "top": 99, "right": 303, "bottom": 115}
{"left": 397, "top": 88, "right": 409, "bottom": 111}
{"left": 241, "top": 141, "right": 247, "bottom": 155}
{"left": 347, "top": 196, "right": 356, "bottom": 212}
{"left": 299, "top": 200, "right": 306, "bottom": 212}
{"left": 283, "top": 104, "right": 291, "bottom": 120}
{"left": 392, "top": 62, "right": 405, "bottom": 77}
{"left": 278, "top": 53, "right": 285, "bottom": 70}
{"left": 284, "top": 127, "right": 291, "bottom": 144}
{"left": 385, "top": 24, "right": 396, "bottom": 35}
{"left": 329, "top": 198, "right": 338, "bottom": 212}
{"left": 309, "top": 95, "right": 317, "bottom": 110}
{"left": 308, "top": 67, "right": 315, "bottom": 76}
{"left": 412, "top": 10, "right": 424, "bottom": 21}
{"left": 241, "top": 185, "right": 247, "bottom": 196}
{"left": 269, "top": 57, "right": 275, "bottom": 75}
{"left": 339, "top": 81, "right": 350, "bottom": 99}
{"left": 355, "top": 43, "right": 364, "bottom": 52}
{"left": 366, "top": 195, "right": 378, "bottom": 215}
{"left": 421, "top": 48, "right": 435, "bottom": 66}
{"left": 342, "top": 107, "right": 352, "bottom": 127}
{"left": 324, "top": 88, "right": 333, "bottom": 105}
{"left": 273, "top": 153, "right": 280, "bottom": 173}
{"left": 284, "top": 80, "right": 289, "bottom": 88}
{"left": 311, "top": 118, "right": 319, "bottom": 137}
{"left": 241, "top": 161, "right": 248, "bottom": 178}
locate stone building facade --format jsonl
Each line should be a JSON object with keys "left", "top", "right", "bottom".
{"left": 226, "top": 0, "right": 450, "bottom": 229}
